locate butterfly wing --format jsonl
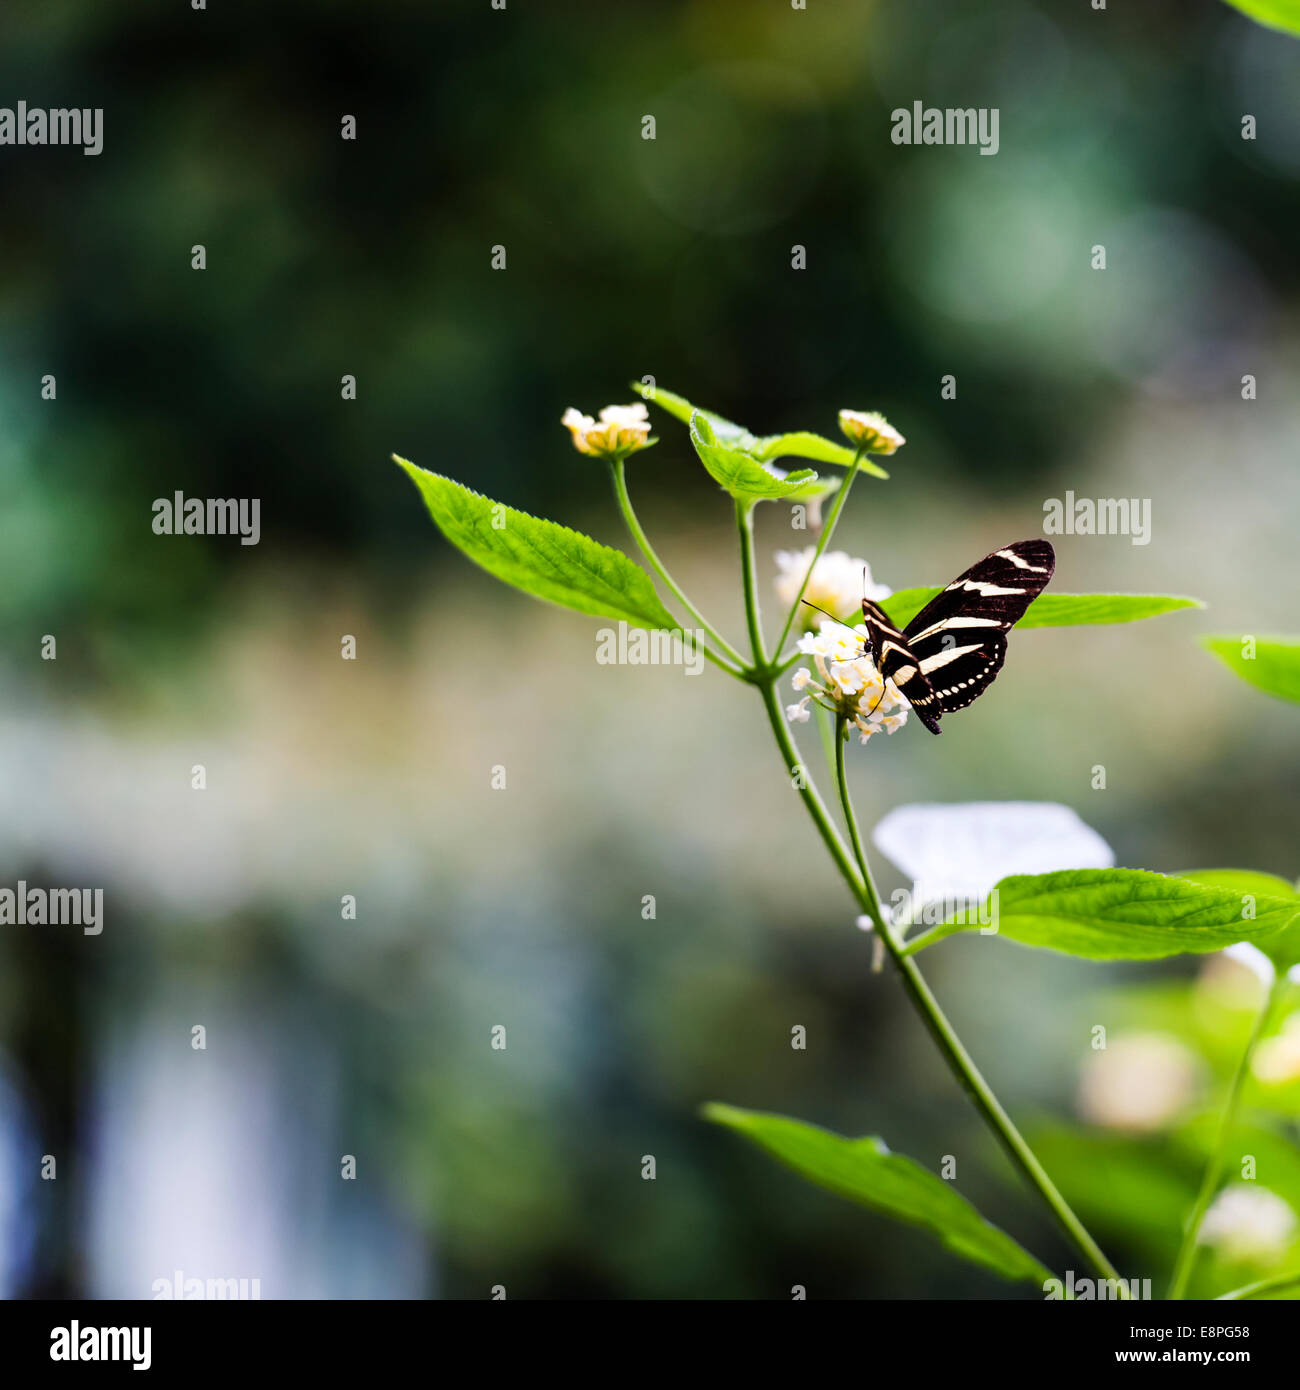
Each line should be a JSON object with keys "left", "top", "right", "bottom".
{"left": 900, "top": 540, "right": 1054, "bottom": 722}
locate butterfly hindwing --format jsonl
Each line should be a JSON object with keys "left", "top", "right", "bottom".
{"left": 860, "top": 540, "right": 1054, "bottom": 735}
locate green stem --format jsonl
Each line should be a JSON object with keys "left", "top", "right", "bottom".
{"left": 828, "top": 718, "right": 1129, "bottom": 1295}
{"left": 738, "top": 483, "right": 1121, "bottom": 1291}
{"left": 1167, "top": 974, "right": 1285, "bottom": 1300}
{"left": 772, "top": 446, "right": 865, "bottom": 660}
{"left": 609, "top": 458, "right": 748, "bottom": 677}
{"left": 736, "top": 501, "right": 768, "bottom": 667}
{"left": 1217, "top": 1267, "right": 1300, "bottom": 1301}
{"left": 898, "top": 922, "right": 949, "bottom": 957}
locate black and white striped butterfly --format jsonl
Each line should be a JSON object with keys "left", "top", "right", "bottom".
{"left": 853, "top": 540, "right": 1054, "bottom": 735}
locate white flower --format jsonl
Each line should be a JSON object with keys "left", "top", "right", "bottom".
{"left": 785, "top": 698, "right": 812, "bottom": 724}
{"left": 1252, "top": 1013, "right": 1300, "bottom": 1086}
{"left": 561, "top": 402, "right": 651, "bottom": 459}
{"left": 774, "top": 548, "right": 891, "bottom": 632}
{"left": 1077, "top": 1033, "right": 1201, "bottom": 1132}
{"left": 1200, "top": 1186, "right": 1297, "bottom": 1263}
{"left": 871, "top": 802, "right": 1115, "bottom": 908}
{"left": 785, "top": 620, "right": 909, "bottom": 742}
{"left": 838, "top": 409, "right": 906, "bottom": 455}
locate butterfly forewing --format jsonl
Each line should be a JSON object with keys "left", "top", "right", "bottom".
{"left": 860, "top": 540, "right": 1054, "bottom": 735}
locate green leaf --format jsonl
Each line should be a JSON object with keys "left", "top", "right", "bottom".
{"left": 702, "top": 1103, "right": 1052, "bottom": 1286}
{"left": 882, "top": 589, "right": 1203, "bottom": 630}
{"left": 1218, "top": 0, "right": 1300, "bottom": 39}
{"left": 637, "top": 384, "right": 887, "bottom": 476}
{"left": 688, "top": 414, "right": 824, "bottom": 504}
{"left": 635, "top": 384, "right": 755, "bottom": 448}
{"left": 1178, "top": 869, "right": 1300, "bottom": 970}
{"left": 1177, "top": 868, "right": 1299, "bottom": 902}
{"left": 1202, "top": 635, "right": 1300, "bottom": 705}
{"left": 396, "top": 457, "right": 679, "bottom": 630}
{"left": 926, "top": 868, "right": 1300, "bottom": 961}
{"left": 749, "top": 430, "right": 889, "bottom": 478}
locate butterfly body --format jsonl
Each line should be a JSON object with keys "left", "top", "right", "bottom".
{"left": 858, "top": 540, "right": 1055, "bottom": 735}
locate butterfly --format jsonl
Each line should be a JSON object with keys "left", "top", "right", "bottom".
{"left": 813, "top": 540, "right": 1055, "bottom": 736}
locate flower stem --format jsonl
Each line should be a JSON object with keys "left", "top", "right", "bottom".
{"left": 827, "top": 716, "right": 1130, "bottom": 1294}
{"left": 738, "top": 486, "right": 1121, "bottom": 1290}
{"left": 1167, "top": 973, "right": 1286, "bottom": 1300}
{"left": 609, "top": 458, "right": 748, "bottom": 677}
{"left": 736, "top": 501, "right": 768, "bottom": 667}
{"left": 772, "top": 447, "right": 865, "bottom": 660}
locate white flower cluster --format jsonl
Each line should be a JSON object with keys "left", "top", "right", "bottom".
{"left": 561, "top": 402, "right": 651, "bottom": 459}
{"left": 773, "top": 547, "right": 891, "bottom": 634}
{"left": 786, "top": 621, "right": 909, "bottom": 743}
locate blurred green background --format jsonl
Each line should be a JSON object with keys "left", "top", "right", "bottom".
{"left": 1, "top": 0, "right": 1298, "bottom": 1298}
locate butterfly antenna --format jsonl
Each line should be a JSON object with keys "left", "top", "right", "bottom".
{"left": 800, "top": 599, "right": 845, "bottom": 628}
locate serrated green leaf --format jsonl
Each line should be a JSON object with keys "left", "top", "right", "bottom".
{"left": 689, "top": 414, "right": 824, "bottom": 504}
{"left": 1178, "top": 869, "right": 1300, "bottom": 970}
{"left": 882, "top": 589, "right": 1203, "bottom": 630}
{"left": 637, "top": 384, "right": 888, "bottom": 475}
{"left": 1202, "top": 635, "right": 1300, "bottom": 705}
{"left": 926, "top": 868, "right": 1300, "bottom": 961}
{"left": 1219, "top": 0, "right": 1300, "bottom": 38}
{"left": 396, "top": 457, "right": 679, "bottom": 630}
{"left": 703, "top": 1103, "right": 1052, "bottom": 1285}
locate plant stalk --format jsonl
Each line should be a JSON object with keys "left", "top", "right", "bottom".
{"left": 1167, "top": 973, "right": 1286, "bottom": 1299}
{"left": 772, "top": 446, "right": 866, "bottom": 659}
{"left": 735, "top": 490, "right": 1122, "bottom": 1291}
{"left": 609, "top": 458, "right": 748, "bottom": 677}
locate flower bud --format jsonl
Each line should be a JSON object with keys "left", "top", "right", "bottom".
{"left": 838, "top": 409, "right": 905, "bottom": 455}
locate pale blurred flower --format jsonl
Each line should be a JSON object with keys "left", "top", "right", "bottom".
{"left": 786, "top": 621, "right": 909, "bottom": 744}
{"left": 872, "top": 802, "right": 1115, "bottom": 908}
{"left": 1219, "top": 942, "right": 1300, "bottom": 991}
{"left": 838, "top": 409, "right": 905, "bottom": 455}
{"left": 561, "top": 402, "right": 651, "bottom": 459}
{"left": 1197, "top": 952, "right": 1270, "bottom": 1011}
{"left": 1252, "top": 1013, "right": 1300, "bottom": 1086}
{"left": 774, "top": 548, "right": 891, "bottom": 632}
{"left": 1200, "top": 1186, "right": 1297, "bottom": 1263}
{"left": 1077, "top": 1033, "right": 1201, "bottom": 1132}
